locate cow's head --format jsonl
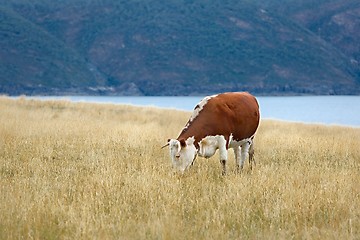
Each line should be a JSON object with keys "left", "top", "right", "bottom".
{"left": 162, "top": 137, "right": 197, "bottom": 172}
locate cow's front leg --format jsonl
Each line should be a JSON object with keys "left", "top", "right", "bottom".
{"left": 220, "top": 159, "right": 227, "bottom": 175}
{"left": 218, "top": 137, "right": 228, "bottom": 175}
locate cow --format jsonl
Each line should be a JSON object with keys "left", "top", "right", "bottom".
{"left": 162, "top": 92, "right": 260, "bottom": 174}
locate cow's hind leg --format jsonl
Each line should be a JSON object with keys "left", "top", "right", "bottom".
{"left": 239, "top": 142, "right": 251, "bottom": 170}
{"left": 233, "top": 146, "right": 241, "bottom": 172}
{"left": 248, "top": 142, "right": 255, "bottom": 170}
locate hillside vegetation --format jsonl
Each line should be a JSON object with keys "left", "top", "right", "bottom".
{"left": 0, "top": 6, "right": 105, "bottom": 95}
{"left": 0, "top": 0, "right": 359, "bottom": 95}
{"left": 0, "top": 97, "right": 359, "bottom": 239}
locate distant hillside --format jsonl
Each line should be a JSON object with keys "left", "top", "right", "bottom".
{"left": 0, "top": 0, "right": 359, "bottom": 95}
{"left": 0, "top": 6, "right": 108, "bottom": 95}
{"left": 257, "top": 0, "right": 360, "bottom": 65}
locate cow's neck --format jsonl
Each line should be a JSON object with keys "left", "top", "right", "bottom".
{"left": 177, "top": 124, "right": 202, "bottom": 149}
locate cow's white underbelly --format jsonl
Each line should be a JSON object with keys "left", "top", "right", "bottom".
{"left": 197, "top": 134, "right": 253, "bottom": 159}
{"left": 228, "top": 134, "right": 252, "bottom": 148}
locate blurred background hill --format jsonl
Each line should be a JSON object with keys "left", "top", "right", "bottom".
{"left": 0, "top": 0, "right": 359, "bottom": 96}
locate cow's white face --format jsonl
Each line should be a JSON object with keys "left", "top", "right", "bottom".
{"left": 168, "top": 137, "right": 197, "bottom": 172}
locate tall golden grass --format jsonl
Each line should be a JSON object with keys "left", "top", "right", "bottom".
{"left": 0, "top": 96, "right": 359, "bottom": 239}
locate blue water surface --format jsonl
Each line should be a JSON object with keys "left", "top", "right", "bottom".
{"left": 34, "top": 96, "right": 360, "bottom": 127}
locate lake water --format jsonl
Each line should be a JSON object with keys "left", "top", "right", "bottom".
{"left": 35, "top": 96, "right": 360, "bottom": 127}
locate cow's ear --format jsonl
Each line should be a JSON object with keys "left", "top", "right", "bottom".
{"left": 179, "top": 139, "right": 186, "bottom": 148}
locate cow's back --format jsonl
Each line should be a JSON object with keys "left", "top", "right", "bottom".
{"left": 179, "top": 92, "right": 260, "bottom": 144}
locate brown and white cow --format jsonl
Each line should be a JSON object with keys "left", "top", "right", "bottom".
{"left": 162, "top": 92, "right": 260, "bottom": 174}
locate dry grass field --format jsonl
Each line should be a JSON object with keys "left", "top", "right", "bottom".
{"left": 0, "top": 96, "right": 359, "bottom": 239}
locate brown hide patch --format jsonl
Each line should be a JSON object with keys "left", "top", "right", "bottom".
{"left": 179, "top": 139, "right": 186, "bottom": 148}
{"left": 177, "top": 92, "right": 260, "bottom": 147}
